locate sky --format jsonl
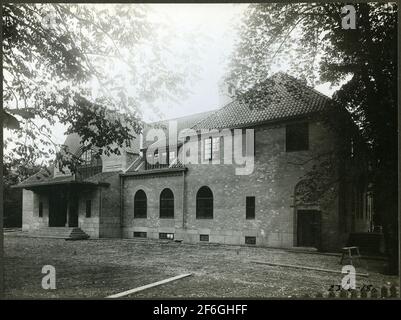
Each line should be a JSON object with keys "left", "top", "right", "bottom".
{"left": 54, "top": 4, "right": 337, "bottom": 143}
{"left": 6, "top": 4, "right": 337, "bottom": 151}
{"left": 145, "top": 4, "right": 247, "bottom": 121}
{"left": 145, "top": 4, "right": 336, "bottom": 122}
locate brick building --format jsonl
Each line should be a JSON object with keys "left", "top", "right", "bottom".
{"left": 16, "top": 73, "right": 372, "bottom": 251}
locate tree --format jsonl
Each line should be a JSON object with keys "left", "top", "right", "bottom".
{"left": 228, "top": 3, "right": 398, "bottom": 273}
{"left": 3, "top": 3, "right": 197, "bottom": 172}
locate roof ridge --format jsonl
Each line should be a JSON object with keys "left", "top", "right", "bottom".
{"left": 147, "top": 109, "right": 218, "bottom": 125}
{"left": 190, "top": 108, "right": 223, "bottom": 130}
{"left": 271, "top": 72, "right": 331, "bottom": 100}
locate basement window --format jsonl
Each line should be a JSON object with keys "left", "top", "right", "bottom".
{"left": 200, "top": 234, "right": 209, "bottom": 242}
{"left": 245, "top": 236, "right": 256, "bottom": 245}
{"left": 286, "top": 122, "right": 309, "bottom": 152}
{"left": 39, "top": 202, "right": 43, "bottom": 218}
{"left": 85, "top": 200, "right": 91, "bottom": 218}
{"left": 159, "top": 233, "right": 174, "bottom": 240}
{"left": 133, "top": 232, "right": 147, "bottom": 238}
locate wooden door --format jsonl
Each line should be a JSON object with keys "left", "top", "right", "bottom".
{"left": 297, "top": 210, "right": 322, "bottom": 249}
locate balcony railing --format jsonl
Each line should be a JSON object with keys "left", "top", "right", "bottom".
{"left": 77, "top": 165, "right": 102, "bottom": 180}
{"left": 144, "top": 162, "right": 170, "bottom": 170}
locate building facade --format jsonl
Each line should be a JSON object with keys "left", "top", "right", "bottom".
{"left": 17, "top": 73, "right": 372, "bottom": 251}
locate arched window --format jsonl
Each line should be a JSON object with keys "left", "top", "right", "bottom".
{"left": 134, "top": 190, "right": 147, "bottom": 218}
{"left": 196, "top": 186, "right": 213, "bottom": 219}
{"left": 160, "top": 188, "right": 174, "bottom": 218}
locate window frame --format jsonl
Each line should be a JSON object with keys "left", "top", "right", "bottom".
{"left": 204, "top": 137, "right": 212, "bottom": 160}
{"left": 134, "top": 190, "right": 147, "bottom": 219}
{"left": 204, "top": 136, "right": 220, "bottom": 161}
{"left": 246, "top": 196, "right": 255, "bottom": 220}
{"left": 159, "top": 232, "right": 174, "bottom": 240}
{"left": 245, "top": 236, "right": 256, "bottom": 245}
{"left": 133, "top": 231, "right": 147, "bottom": 238}
{"left": 196, "top": 186, "right": 214, "bottom": 219}
{"left": 159, "top": 188, "right": 174, "bottom": 219}
{"left": 285, "top": 122, "right": 309, "bottom": 152}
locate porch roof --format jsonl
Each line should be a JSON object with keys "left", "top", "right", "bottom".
{"left": 121, "top": 166, "right": 187, "bottom": 177}
{"left": 13, "top": 167, "right": 110, "bottom": 189}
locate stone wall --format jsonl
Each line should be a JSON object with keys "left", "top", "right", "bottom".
{"left": 122, "top": 118, "right": 348, "bottom": 251}
{"left": 22, "top": 190, "right": 49, "bottom": 231}
{"left": 123, "top": 172, "right": 185, "bottom": 239}
{"left": 78, "top": 188, "right": 100, "bottom": 238}
{"left": 99, "top": 172, "right": 123, "bottom": 238}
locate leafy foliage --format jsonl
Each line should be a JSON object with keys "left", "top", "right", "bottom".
{"left": 229, "top": 3, "right": 398, "bottom": 272}
{"left": 3, "top": 3, "right": 196, "bottom": 172}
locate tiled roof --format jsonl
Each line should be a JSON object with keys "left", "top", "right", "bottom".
{"left": 142, "top": 110, "right": 216, "bottom": 149}
{"left": 193, "top": 72, "right": 332, "bottom": 130}
{"left": 16, "top": 166, "right": 68, "bottom": 188}
{"left": 124, "top": 156, "right": 185, "bottom": 174}
{"left": 15, "top": 165, "right": 117, "bottom": 188}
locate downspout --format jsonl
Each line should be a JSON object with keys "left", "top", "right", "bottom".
{"left": 182, "top": 170, "right": 186, "bottom": 229}
{"left": 99, "top": 185, "right": 102, "bottom": 238}
{"left": 120, "top": 174, "right": 124, "bottom": 238}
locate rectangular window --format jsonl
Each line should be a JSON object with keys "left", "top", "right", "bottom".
{"left": 204, "top": 137, "right": 212, "bottom": 160}
{"left": 39, "top": 202, "right": 43, "bottom": 218}
{"left": 204, "top": 137, "right": 220, "bottom": 160}
{"left": 200, "top": 234, "right": 209, "bottom": 242}
{"left": 286, "top": 122, "right": 309, "bottom": 152}
{"left": 246, "top": 197, "right": 255, "bottom": 219}
{"left": 85, "top": 200, "right": 91, "bottom": 218}
{"left": 242, "top": 130, "right": 255, "bottom": 157}
{"left": 133, "top": 232, "right": 147, "bottom": 238}
{"left": 245, "top": 236, "right": 256, "bottom": 245}
{"left": 159, "top": 233, "right": 174, "bottom": 240}
{"left": 212, "top": 137, "right": 220, "bottom": 159}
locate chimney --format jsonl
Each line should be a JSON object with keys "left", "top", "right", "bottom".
{"left": 218, "top": 79, "right": 236, "bottom": 106}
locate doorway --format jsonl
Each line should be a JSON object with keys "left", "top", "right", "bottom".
{"left": 68, "top": 194, "right": 79, "bottom": 227}
{"left": 48, "top": 189, "right": 67, "bottom": 227}
{"left": 297, "top": 210, "right": 322, "bottom": 249}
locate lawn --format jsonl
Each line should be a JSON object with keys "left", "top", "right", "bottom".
{"left": 3, "top": 235, "right": 398, "bottom": 299}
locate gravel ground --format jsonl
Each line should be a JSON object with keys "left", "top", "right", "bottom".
{"left": 3, "top": 235, "right": 398, "bottom": 299}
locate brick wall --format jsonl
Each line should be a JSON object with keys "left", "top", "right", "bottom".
{"left": 78, "top": 188, "right": 100, "bottom": 238}
{"left": 123, "top": 172, "right": 185, "bottom": 239}
{"left": 122, "top": 118, "right": 348, "bottom": 251}
{"left": 99, "top": 172, "right": 122, "bottom": 238}
{"left": 22, "top": 190, "right": 49, "bottom": 231}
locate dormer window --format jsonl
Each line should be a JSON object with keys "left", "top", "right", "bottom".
{"left": 204, "top": 137, "right": 220, "bottom": 160}
{"left": 77, "top": 149, "right": 102, "bottom": 178}
{"left": 80, "top": 149, "right": 93, "bottom": 165}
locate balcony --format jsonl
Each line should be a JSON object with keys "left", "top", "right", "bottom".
{"left": 77, "top": 164, "right": 102, "bottom": 180}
